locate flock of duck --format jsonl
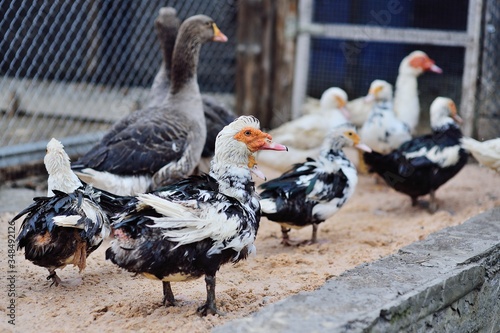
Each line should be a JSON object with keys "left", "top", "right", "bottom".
{"left": 11, "top": 8, "right": 500, "bottom": 317}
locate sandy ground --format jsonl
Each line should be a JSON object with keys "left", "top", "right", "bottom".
{"left": 1, "top": 160, "right": 499, "bottom": 333}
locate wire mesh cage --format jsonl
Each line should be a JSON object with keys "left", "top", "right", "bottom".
{"left": 1, "top": 0, "right": 499, "bottom": 173}
{"left": 0, "top": 0, "right": 237, "bottom": 159}
{"left": 303, "top": 0, "right": 470, "bottom": 134}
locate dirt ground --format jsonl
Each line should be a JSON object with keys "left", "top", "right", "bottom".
{"left": 1, "top": 160, "right": 499, "bottom": 333}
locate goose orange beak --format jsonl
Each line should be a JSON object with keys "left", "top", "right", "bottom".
{"left": 212, "top": 23, "right": 228, "bottom": 42}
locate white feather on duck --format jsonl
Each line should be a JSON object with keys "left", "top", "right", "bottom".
{"left": 45, "top": 138, "right": 83, "bottom": 196}
{"left": 13, "top": 138, "right": 112, "bottom": 286}
{"left": 360, "top": 80, "right": 412, "bottom": 154}
{"left": 259, "top": 128, "right": 371, "bottom": 245}
{"left": 72, "top": 15, "right": 228, "bottom": 195}
{"left": 363, "top": 97, "right": 467, "bottom": 213}
{"left": 461, "top": 137, "right": 500, "bottom": 173}
{"left": 258, "top": 87, "right": 351, "bottom": 172}
{"left": 105, "top": 115, "right": 287, "bottom": 316}
{"left": 394, "top": 51, "right": 442, "bottom": 132}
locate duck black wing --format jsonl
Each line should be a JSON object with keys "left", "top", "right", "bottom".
{"left": 260, "top": 158, "right": 349, "bottom": 225}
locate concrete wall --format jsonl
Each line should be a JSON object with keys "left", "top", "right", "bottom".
{"left": 214, "top": 207, "right": 500, "bottom": 333}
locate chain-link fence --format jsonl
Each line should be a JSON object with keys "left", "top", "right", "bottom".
{"left": 2, "top": 0, "right": 499, "bottom": 172}
{"left": 0, "top": 0, "right": 237, "bottom": 168}
{"left": 294, "top": 0, "right": 481, "bottom": 136}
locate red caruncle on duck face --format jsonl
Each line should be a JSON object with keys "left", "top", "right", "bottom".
{"left": 233, "top": 127, "right": 287, "bottom": 153}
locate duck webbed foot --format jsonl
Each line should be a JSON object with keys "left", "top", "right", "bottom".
{"left": 412, "top": 192, "right": 439, "bottom": 214}
{"left": 280, "top": 227, "right": 299, "bottom": 246}
{"left": 46, "top": 270, "right": 62, "bottom": 287}
{"left": 197, "top": 275, "right": 224, "bottom": 316}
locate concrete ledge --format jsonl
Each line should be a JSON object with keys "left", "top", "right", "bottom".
{"left": 214, "top": 208, "right": 500, "bottom": 333}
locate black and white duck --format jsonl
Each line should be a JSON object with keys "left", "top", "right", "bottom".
{"left": 105, "top": 116, "right": 287, "bottom": 316}
{"left": 259, "top": 128, "right": 371, "bottom": 245}
{"left": 14, "top": 138, "right": 113, "bottom": 286}
{"left": 363, "top": 97, "right": 468, "bottom": 212}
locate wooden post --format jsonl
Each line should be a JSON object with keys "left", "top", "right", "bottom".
{"left": 460, "top": 0, "right": 483, "bottom": 137}
{"left": 236, "top": 0, "right": 298, "bottom": 130}
{"left": 270, "top": 0, "right": 298, "bottom": 129}
{"left": 291, "top": 0, "right": 313, "bottom": 122}
{"left": 236, "top": 0, "right": 272, "bottom": 126}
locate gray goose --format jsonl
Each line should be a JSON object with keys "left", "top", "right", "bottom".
{"left": 72, "top": 14, "right": 228, "bottom": 195}
{"left": 149, "top": 7, "right": 237, "bottom": 177}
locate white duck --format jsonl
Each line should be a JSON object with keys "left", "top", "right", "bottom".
{"left": 72, "top": 15, "right": 228, "bottom": 195}
{"left": 346, "top": 50, "right": 442, "bottom": 129}
{"left": 258, "top": 87, "right": 351, "bottom": 172}
{"left": 461, "top": 137, "right": 500, "bottom": 173}
{"left": 105, "top": 116, "right": 287, "bottom": 316}
{"left": 394, "top": 50, "right": 443, "bottom": 132}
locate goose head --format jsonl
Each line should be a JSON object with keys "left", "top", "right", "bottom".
{"left": 178, "top": 14, "right": 228, "bottom": 44}
{"left": 154, "top": 7, "right": 181, "bottom": 56}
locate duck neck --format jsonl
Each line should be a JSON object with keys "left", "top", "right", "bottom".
{"left": 170, "top": 33, "right": 202, "bottom": 95}
{"left": 431, "top": 117, "right": 460, "bottom": 134}
{"left": 210, "top": 157, "right": 257, "bottom": 208}
{"left": 375, "top": 99, "right": 393, "bottom": 112}
{"left": 394, "top": 71, "right": 419, "bottom": 128}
